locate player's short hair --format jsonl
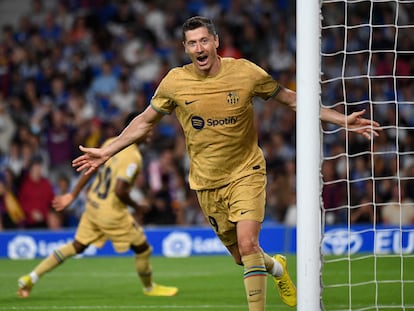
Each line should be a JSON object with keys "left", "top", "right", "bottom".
{"left": 182, "top": 16, "right": 217, "bottom": 41}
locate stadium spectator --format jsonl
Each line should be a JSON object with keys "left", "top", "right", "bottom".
{"left": 198, "top": 0, "right": 223, "bottom": 21}
{"left": 144, "top": 173, "right": 176, "bottom": 225}
{"left": 381, "top": 182, "right": 414, "bottom": 226}
{"left": 3, "top": 140, "right": 24, "bottom": 178}
{"left": 143, "top": 1, "right": 168, "bottom": 46}
{"left": 404, "top": 163, "right": 414, "bottom": 201}
{"left": 107, "top": 0, "right": 135, "bottom": 35}
{"left": 181, "top": 187, "right": 205, "bottom": 225}
{"left": 0, "top": 95, "right": 16, "bottom": 155}
{"left": 350, "top": 195, "right": 376, "bottom": 224}
{"left": 218, "top": 29, "right": 242, "bottom": 59}
{"left": 68, "top": 15, "right": 92, "bottom": 47}
{"left": 17, "top": 155, "right": 57, "bottom": 229}
{"left": 0, "top": 42, "right": 12, "bottom": 97}
{"left": 322, "top": 159, "right": 347, "bottom": 224}
{"left": 87, "top": 60, "right": 119, "bottom": 119}
{"left": 81, "top": 117, "right": 104, "bottom": 149}
{"left": 27, "top": 0, "right": 47, "bottom": 28}
{"left": 0, "top": 171, "right": 25, "bottom": 230}
{"left": 39, "top": 12, "right": 63, "bottom": 43}
{"left": 48, "top": 74, "right": 69, "bottom": 108}
{"left": 71, "top": 16, "right": 381, "bottom": 311}
{"left": 44, "top": 107, "right": 77, "bottom": 184}
{"left": 66, "top": 89, "right": 94, "bottom": 127}
{"left": 110, "top": 74, "right": 136, "bottom": 117}
{"left": 53, "top": 1, "right": 74, "bottom": 32}
{"left": 17, "top": 117, "right": 178, "bottom": 298}
{"left": 13, "top": 15, "right": 32, "bottom": 45}
{"left": 350, "top": 156, "right": 371, "bottom": 200}
{"left": 268, "top": 39, "right": 294, "bottom": 76}
{"left": 238, "top": 19, "right": 265, "bottom": 65}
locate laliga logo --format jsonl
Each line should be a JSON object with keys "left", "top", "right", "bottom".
{"left": 8, "top": 235, "right": 37, "bottom": 259}
{"left": 322, "top": 229, "right": 363, "bottom": 255}
{"left": 162, "top": 232, "right": 192, "bottom": 257}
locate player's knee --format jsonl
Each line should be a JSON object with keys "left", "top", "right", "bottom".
{"left": 72, "top": 240, "right": 87, "bottom": 254}
{"left": 131, "top": 242, "right": 152, "bottom": 257}
{"left": 238, "top": 241, "right": 260, "bottom": 257}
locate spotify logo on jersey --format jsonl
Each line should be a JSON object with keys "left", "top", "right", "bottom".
{"left": 191, "top": 116, "right": 205, "bottom": 130}
{"left": 191, "top": 115, "right": 238, "bottom": 130}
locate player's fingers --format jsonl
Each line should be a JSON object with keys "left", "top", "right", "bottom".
{"left": 72, "top": 157, "right": 83, "bottom": 167}
{"left": 51, "top": 200, "right": 63, "bottom": 211}
{"left": 73, "top": 156, "right": 93, "bottom": 169}
{"left": 84, "top": 166, "right": 96, "bottom": 175}
{"left": 359, "top": 118, "right": 380, "bottom": 127}
{"left": 76, "top": 164, "right": 97, "bottom": 175}
{"left": 75, "top": 163, "right": 89, "bottom": 172}
{"left": 349, "top": 110, "right": 366, "bottom": 122}
{"left": 53, "top": 204, "right": 64, "bottom": 211}
{"left": 359, "top": 128, "right": 379, "bottom": 139}
{"left": 79, "top": 145, "right": 90, "bottom": 152}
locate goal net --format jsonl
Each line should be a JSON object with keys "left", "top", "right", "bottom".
{"left": 319, "top": 0, "right": 414, "bottom": 310}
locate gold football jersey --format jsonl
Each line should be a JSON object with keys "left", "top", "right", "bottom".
{"left": 86, "top": 138, "right": 142, "bottom": 218}
{"left": 151, "top": 57, "right": 279, "bottom": 190}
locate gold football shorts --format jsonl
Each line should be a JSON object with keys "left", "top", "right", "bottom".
{"left": 196, "top": 173, "right": 266, "bottom": 246}
{"left": 75, "top": 211, "right": 147, "bottom": 253}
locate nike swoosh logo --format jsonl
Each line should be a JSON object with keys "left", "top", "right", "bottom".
{"left": 185, "top": 100, "right": 198, "bottom": 105}
{"left": 240, "top": 210, "right": 251, "bottom": 215}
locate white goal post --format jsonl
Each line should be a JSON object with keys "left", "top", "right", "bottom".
{"left": 296, "top": 0, "right": 321, "bottom": 311}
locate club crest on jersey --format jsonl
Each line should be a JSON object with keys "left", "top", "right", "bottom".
{"left": 226, "top": 92, "right": 239, "bottom": 105}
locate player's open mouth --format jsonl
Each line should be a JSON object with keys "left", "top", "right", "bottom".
{"left": 196, "top": 55, "right": 208, "bottom": 66}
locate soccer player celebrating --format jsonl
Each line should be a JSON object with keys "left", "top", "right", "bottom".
{"left": 72, "top": 16, "right": 380, "bottom": 310}
{"left": 17, "top": 118, "right": 178, "bottom": 298}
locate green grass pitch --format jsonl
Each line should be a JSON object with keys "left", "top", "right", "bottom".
{"left": 322, "top": 254, "right": 414, "bottom": 310}
{"left": 0, "top": 255, "right": 295, "bottom": 311}
{"left": 1, "top": 255, "right": 413, "bottom": 310}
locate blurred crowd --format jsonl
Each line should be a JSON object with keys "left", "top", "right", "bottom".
{"left": 0, "top": 0, "right": 412, "bottom": 231}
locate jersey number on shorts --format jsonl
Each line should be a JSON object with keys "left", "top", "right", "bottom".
{"left": 92, "top": 166, "right": 112, "bottom": 199}
{"left": 208, "top": 216, "right": 219, "bottom": 232}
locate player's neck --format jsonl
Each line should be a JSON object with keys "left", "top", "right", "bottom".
{"left": 196, "top": 56, "right": 221, "bottom": 78}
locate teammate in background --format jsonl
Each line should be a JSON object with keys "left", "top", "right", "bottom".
{"left": 72, "top": 16, "right": 381, "bottom": 310}
{"left": 17, "top": 116, "right": 178, "bottom": 298}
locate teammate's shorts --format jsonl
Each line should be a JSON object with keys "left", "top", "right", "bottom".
{"left": 196, "top": 173, "right": 266, "bottom": 246}
{"left": 75, "top": 211, "right": 147, "bottom": 253}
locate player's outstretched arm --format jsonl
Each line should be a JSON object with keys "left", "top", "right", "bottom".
{"left": 72, "top": 106, "right": 164, "bottom": 175}
{"left": 321, "top": 108, "right": 382, "bottom": 139}
{"left": 52, "top": 171, "right": 94, "bottom": 211}
{"left": 274, "top": 86, "right": 381, "bottom": 140}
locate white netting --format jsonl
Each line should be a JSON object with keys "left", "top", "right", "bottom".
{"left": 320, "top": 1, "right": 414, "bottom": 310}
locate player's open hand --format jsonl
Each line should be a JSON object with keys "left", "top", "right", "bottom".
{"left": 72, "top": 145, "right": 108, "bottom": 175}
{"left": 52, "top": 193, "right": 74, "bottom": 211}
{"left": 346, "top": 109, "right": 382, "bottom": 140}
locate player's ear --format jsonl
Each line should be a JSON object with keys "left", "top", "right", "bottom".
{"left": 183, "top": 41, "right": 189, "bottom": 53}
{"left": 214, "top": 35, "right": 219, "bottom": 49}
